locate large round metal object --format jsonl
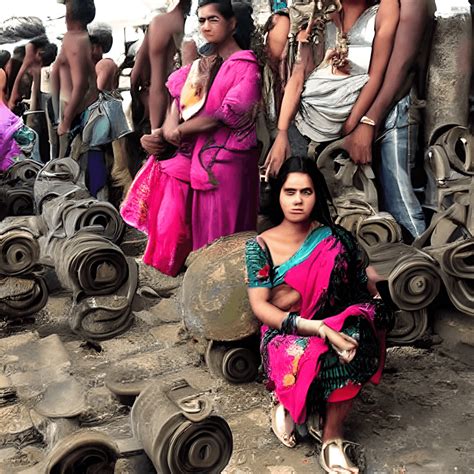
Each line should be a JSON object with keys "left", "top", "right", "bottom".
{"left": 181, "top": 232, "right": 259, "bottom": 342}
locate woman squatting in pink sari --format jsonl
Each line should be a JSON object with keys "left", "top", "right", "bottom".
{"left": 246, "top": 157, "right": 392, "bottom": 473}
{"left": 121, "top": 0, "right": 261, "bottom": 276}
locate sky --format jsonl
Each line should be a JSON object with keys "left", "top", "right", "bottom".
{"left": 0, "top": 0, "right": 167, "bottom": 25}
{"left": 0, "top": 0, "right": 469, "bottom": 61}
{"left": 0, "top": 0, "right": 177, "bottom": 62}
{"left": 0, "top": 0, "right": 464, "bottom": 23}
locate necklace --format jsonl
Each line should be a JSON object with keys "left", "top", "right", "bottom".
{"left": 331, "top": 9, "right": 350, "bottom": 73}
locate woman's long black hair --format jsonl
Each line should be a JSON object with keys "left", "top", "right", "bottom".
{"left": 197, "top": 0, "right": 254, "bottom": 50}
{"left": 268, "top": 156, "right": 335, "bottom": 228}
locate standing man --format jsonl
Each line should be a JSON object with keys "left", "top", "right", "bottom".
{"left": 130, "top": 0, "right": 193, "bottom": 132}
{"left": 8, "top": 37, "right": 57, "bottom": 112}
{"left": 343, "top": 0, "right": 437, "bottom": 240}
{"left": 88, "top": 22, "right": 119, "bottom": 92}
{"left": 51, "top": 0, "right": 97, "bottom": 157}
{"left": 86, "top": 22, "right": 132, "bottom": 201}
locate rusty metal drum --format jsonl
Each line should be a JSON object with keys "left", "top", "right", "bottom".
{"left": 181, "top": 232, "right": 260, "bottom": 342}
{"left": 131, "top": 379, "right": 233, "bottom": 474}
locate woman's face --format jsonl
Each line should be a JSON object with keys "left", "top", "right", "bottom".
{"left": 279, "top": 172, "right": 316, "bottom": 224}
{"left": 198, "top": 4, "right": 236, "bottom": 45}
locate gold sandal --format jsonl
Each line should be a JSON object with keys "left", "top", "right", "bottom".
{"left": 320, "top": 438, "right": 359, "bottom": 473}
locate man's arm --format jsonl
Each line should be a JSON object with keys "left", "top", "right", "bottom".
{"left": 263, "top": 40, "right": 315, "bottom": 177}
{"left": 342, "top": 0, "right": 400, "bottom": 135}
{"left": 130, "top": 33, "right": 150, "bottom": 95}
{"left": 344, "top": 0, "right": 432, "bottom": 164}
{"left": 366, "top": 0, "right": 432, "bottom": 126}
{"left": 59, "top": 34, "right": 94, "bottom": 134}
{"left": 7, "top": 43, "right": 36, "bottom": 109}
{"left": 50, "top": 59, "right": 61, "bottom": 124}
{"left": 148, "top": 15, "right": 173, "bottom": 130}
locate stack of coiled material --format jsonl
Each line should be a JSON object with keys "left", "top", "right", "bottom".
{"left": 131, "top": 378, "right": 233, "bottom": 474}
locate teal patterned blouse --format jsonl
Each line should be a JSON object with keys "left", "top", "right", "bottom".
{"left": 245, "top": 226, "right": 332, "bottom": 288}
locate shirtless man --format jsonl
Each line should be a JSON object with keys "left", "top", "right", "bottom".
{"left": 88, "top": 23, "right": 119, "bottom": 92}
{"left": 130, "top": 0, "right": 192, "bottom": 131}
{"left": 51, "top": 0, "right": 97, "bottom": 156}
{"left": 343, "top": 0, "right": 436, "bottom": 239}
{"left": 8, "top": 38, "right": 57, "bottom": 111}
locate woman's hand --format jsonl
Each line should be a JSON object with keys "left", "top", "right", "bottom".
{"left": 163, "top": 126, "right": 182, "bottom": 147}
{"left": 319, "top": 324, "right": 358, "bottom": 364}
{"left": 263, "top": 130, "right": 291, "bottom": 179}
{"left": 141, "top": 129, "right": 166, "bottom": 156}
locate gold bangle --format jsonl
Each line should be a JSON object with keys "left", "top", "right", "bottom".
{"left": 360, "top": 115, "right": 376, "bottom": 127}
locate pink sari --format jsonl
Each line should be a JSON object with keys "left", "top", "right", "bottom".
{"left": 121, "top": 50, "right": 261, "bottom": 276}
{"left": 246, "top": 226, "right": 389, "bottom": 424}
{"left": 0, "top": 101, "right": 23, "bottom": 171}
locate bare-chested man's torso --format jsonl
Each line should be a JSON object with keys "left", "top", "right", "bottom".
{"left": 57, "top": 30, "right": 97, "bottom": 118}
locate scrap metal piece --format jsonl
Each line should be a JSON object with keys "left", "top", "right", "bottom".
{"left": 35, "top": 379, "right": 86, "bottom": 419}
{"left": 181, "top": 232, "right": 259, "bottom": 342}
{"left": 0, "top": 229, "right": 40, "bottom": 276}
{"left": 388, "top": 252, "right": 441, "bottom": 312}
{"left": 316, "top": 139, "right": 378, "bottom": 233}
{"left": 131, "top": 379, "right": 233, "bottom": 474}
{"left": 356, "top": 212, "right": 402, "bottom": 250}
{"left": 426, "top": 239, "right": 474, "bottom": 316}
{"left": 41, "top": 232, "right": 129, "bottom": 298}
{"left": 425, "top": 6, "right": 473, "bottom": 144}
{"left": 386, "top": 309, "right": 430, "bottom": 346}
{"left": 205, "top": 340, "right": 260, "bottom": 384}
{"left": 367, "top": 242, "right": 442, "bottom": 312}
{"left": 0, "top": 186, "right": 35, "bottom": 219}
{"left": 33, "top": 158, "right": 89, "bottom": 213}
{"left": 0, "top": 275, "right": 48, "bottom": 320}
{"left": 0, "top": 375, "right": 16, "bottom": 406}
{"left": 1, "top": 159, "right": 42, "bottom": 186}
{"left": 19, "top": 430, "right": 119, "bottom": 474}
{"left": 69, "top": 257, "right": 137, "bottom": 340}
{"left": 42, "top": 196, "right": 125, "bottom": 243}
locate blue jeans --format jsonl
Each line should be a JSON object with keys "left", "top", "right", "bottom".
{"left": 376, "top": 95, "right": 426, "bottom": 239}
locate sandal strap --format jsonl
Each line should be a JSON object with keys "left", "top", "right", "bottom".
{"left": 320, "top": 438, "right": 359, "bottom": 473}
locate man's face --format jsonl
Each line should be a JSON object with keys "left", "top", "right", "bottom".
{"left": 91, "top": 44, "right": 103, "bottom": 63}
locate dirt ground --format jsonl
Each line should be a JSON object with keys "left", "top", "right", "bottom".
{"left": 0, "top": 287, "right": 472, "bottom": 474}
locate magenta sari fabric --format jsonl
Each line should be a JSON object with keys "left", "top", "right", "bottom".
{"left": 246, "top": 227, "right": 387, "bottom": 425}
{"left": 0, "top": 101, "right": 23, "bottom": 171}
{"left": 120, "top": 154, "right": 192, "bottom": 276}
{"left": 121, "top": 50, "right": 261, "bottom": 275}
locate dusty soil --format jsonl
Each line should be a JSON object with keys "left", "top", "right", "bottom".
{"left": 0, "top": 289, "right": 472, "bottom": 474}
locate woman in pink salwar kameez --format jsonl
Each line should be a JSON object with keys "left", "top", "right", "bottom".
{"left": 246, "top": 157, "right": 392, "bottom": 473}
{"left": 121, "top": 0, "right": 260, "bottom": 276}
